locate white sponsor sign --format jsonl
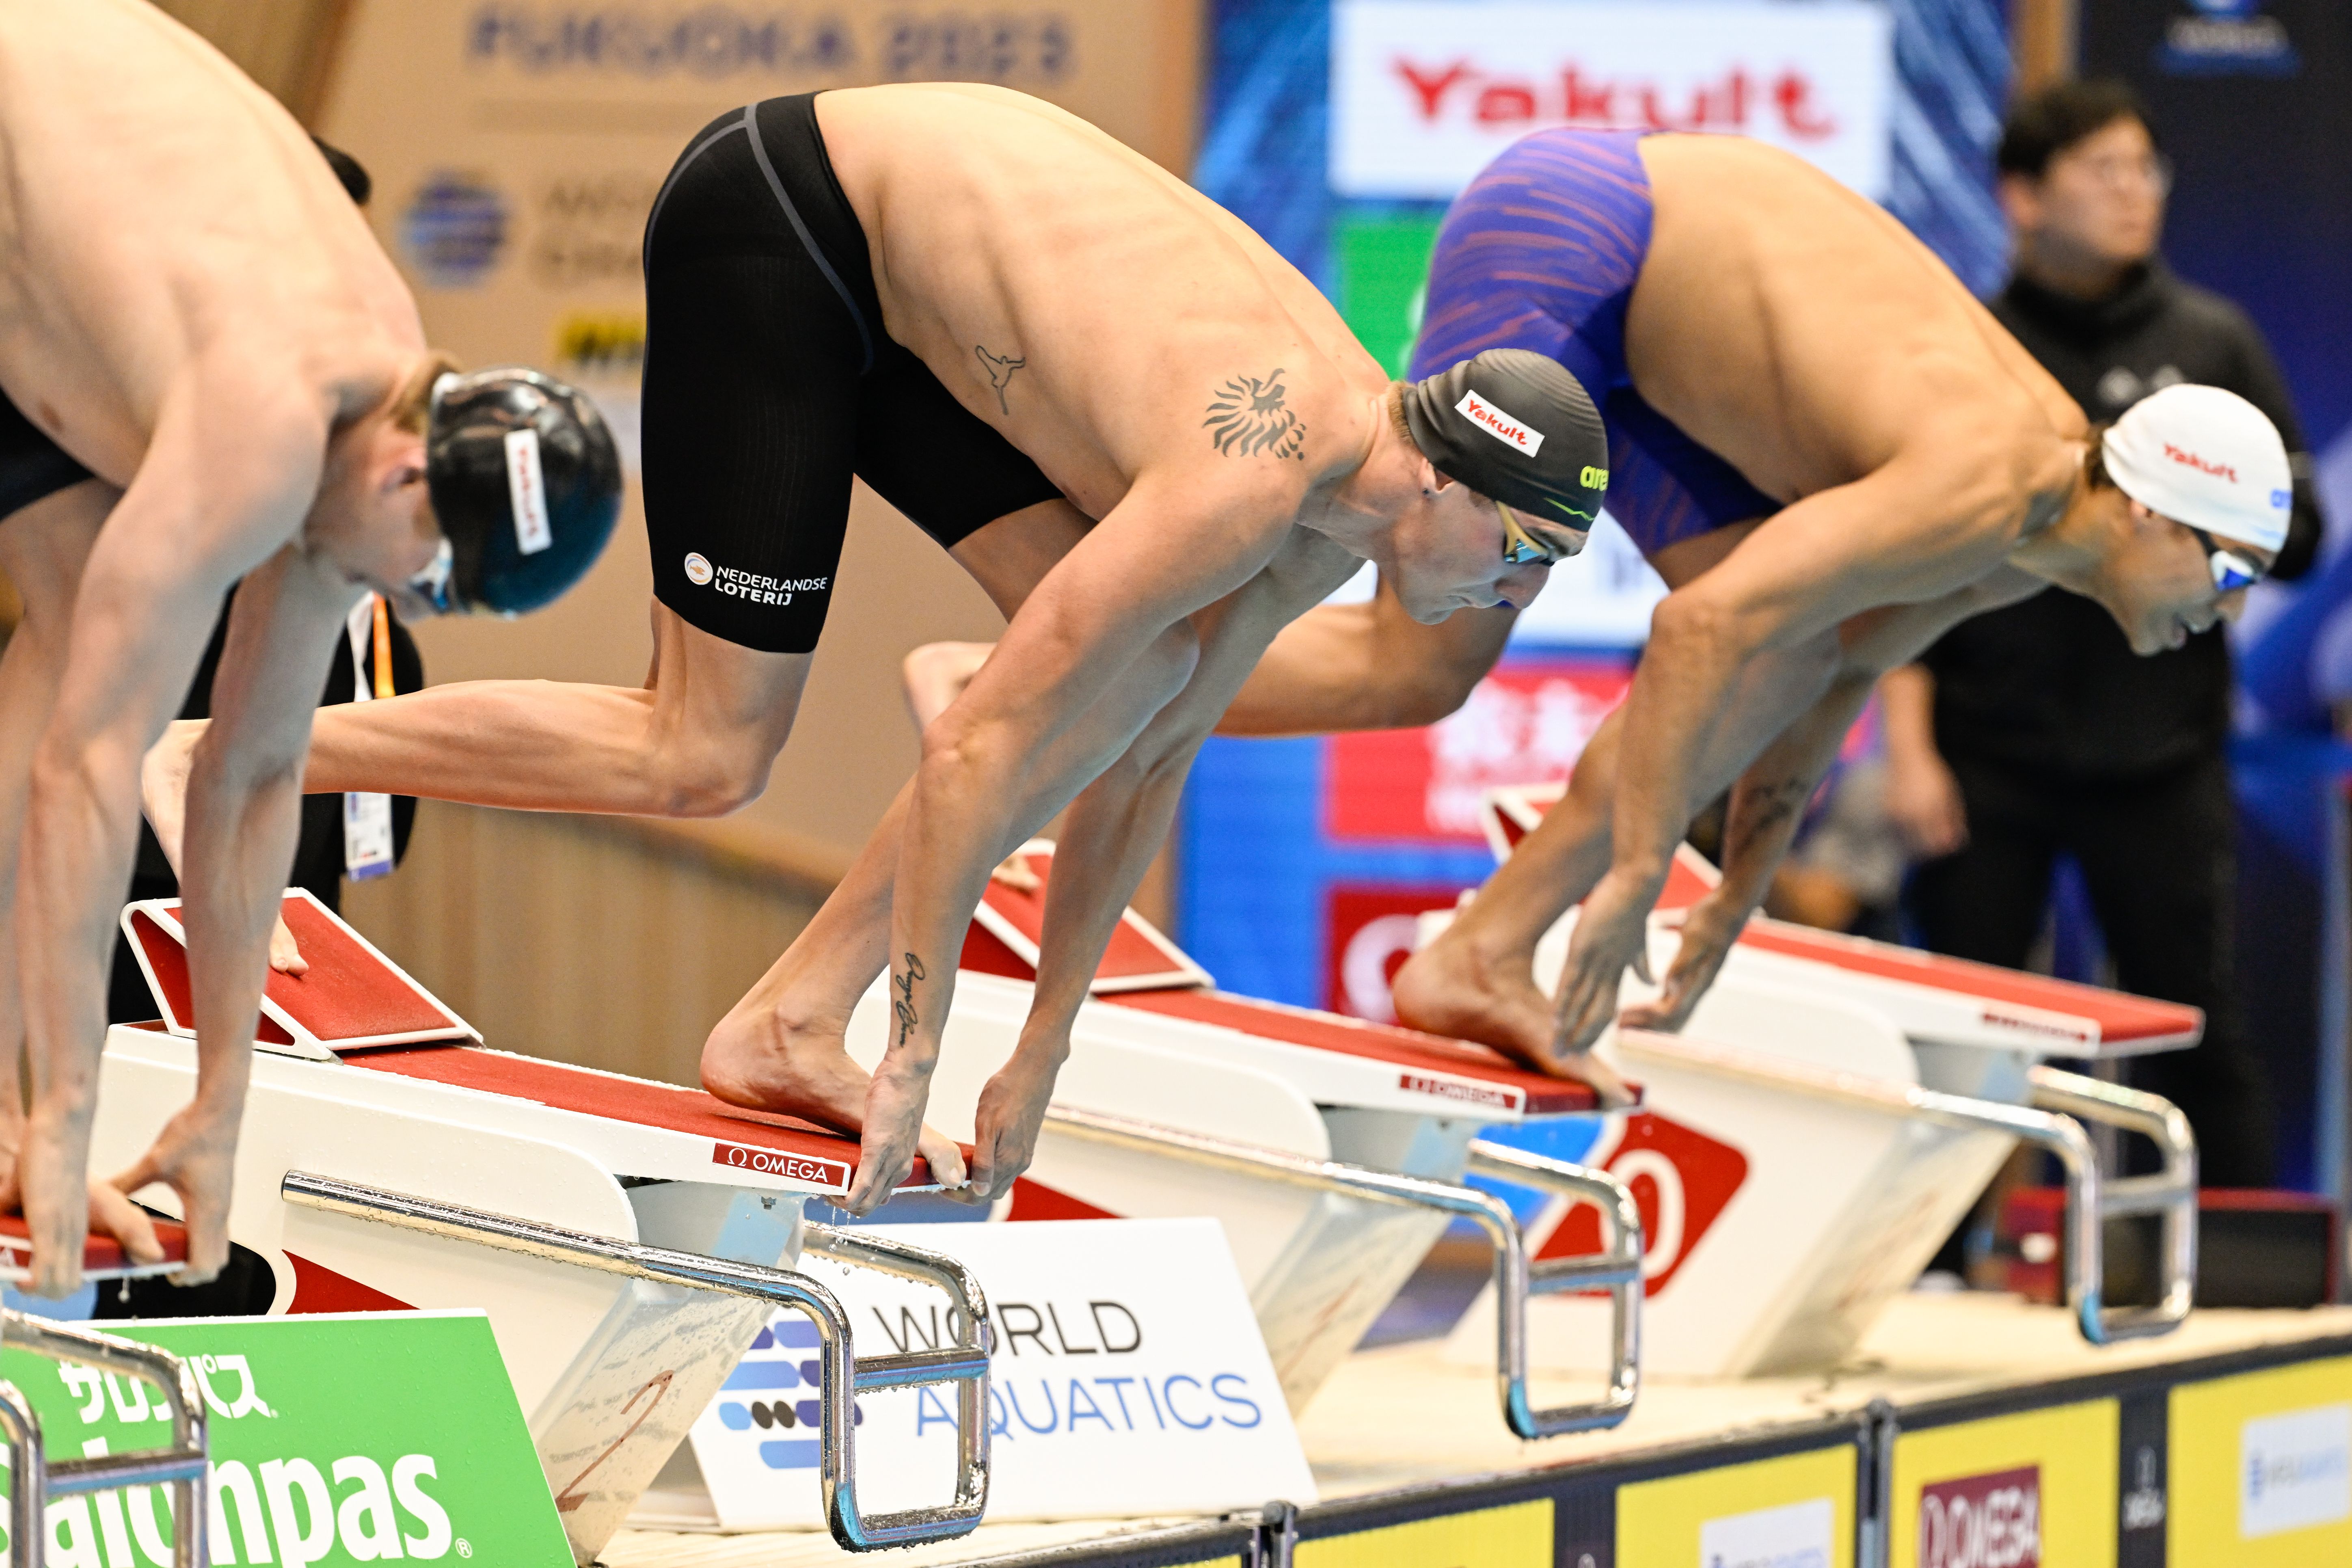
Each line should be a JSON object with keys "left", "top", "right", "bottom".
{"left": 1698, "top": 1496, "right": 1836, "bottom": 1568}
{"left": 668, "top": 1219, "right": 1313, "bottom": 1529}
{"left": 1331, "top": 0, "right": 1895, "bottom": 200}
{"left": 2240, "top": 1402, "right": 2352, "bottom": 1539}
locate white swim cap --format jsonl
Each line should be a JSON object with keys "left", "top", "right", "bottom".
{"left": 2100, "top": 384, "right": 2291, "bottom": 553}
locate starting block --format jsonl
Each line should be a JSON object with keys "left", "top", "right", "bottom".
{"left": 1440, "top": 785, "right": 2199, "bottom": 1380}
{"left": 847, "top": 844, "right": 1644, "bottom": 1440}
{"left": 99, "top": 897, "right": 996, "bottom": 1562}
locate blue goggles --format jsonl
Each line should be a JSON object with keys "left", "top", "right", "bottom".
{"left": 406, "top": 537, "right": 457, "bottom": 614}
{"left": 2187, "top": 527, "right": 2265, "bottom": 595}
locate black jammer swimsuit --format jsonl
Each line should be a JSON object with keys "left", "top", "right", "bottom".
{"left": 640, "top": 93, "right": 1063, "bottom": 654}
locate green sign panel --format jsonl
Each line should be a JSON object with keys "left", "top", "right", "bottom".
{"left": 1336, "top": 216, "right": 1444, "bottom": 377}
{"left": 0, "top": 1311, "right": 568, "bottom": 1568}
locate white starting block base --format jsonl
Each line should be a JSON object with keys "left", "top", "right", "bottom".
{"left": 599, "top": 1294, "right": 2352, "bottom": 1567}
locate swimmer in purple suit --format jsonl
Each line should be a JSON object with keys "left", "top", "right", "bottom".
{"left": 1240, "top": 129, "right": 2292, "bottom": 1076}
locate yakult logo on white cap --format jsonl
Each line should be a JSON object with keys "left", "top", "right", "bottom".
{"left": 502, "top": 428, "right": 553, "bottom": 555}
{"left": 1456, "top": 389, "right": 1544, "bottom": 456}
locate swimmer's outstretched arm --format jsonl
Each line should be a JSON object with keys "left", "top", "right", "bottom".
{"left": 1216, "top": 576, "right": 1518, "bottom": 736}
{"left": 964, "top": 545, "right": 1358, "bottom": 1200}
{"left": 147, "top": 548, "right": 365, "bottom": 1281}
{"left": 1549, "top": 451, "right": 2031, "bottom": 1053}
{"left": 901, "top": 577, "right": 1516, "bottom": 739}
{"left": 19, "top": 387, "right": 329, "bottom": 1298}
{"left": 1622, "top": 566, "right": 2046, "bottom": 1034}
{"left": 847, "top": 469, "right": 1302, "bottom": 1213}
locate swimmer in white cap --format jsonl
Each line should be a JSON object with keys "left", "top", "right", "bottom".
{"left": 1316, "top": 136, "right": 2292, "bottom": 1074}
{"left": 145, "top": 84, "right": 1615, "bottom": 1214}
{"left": 911, "top": 137, "right": 2291, "bottom": 1085}
{"left": 0, "top": 0, "right": 619, "bottom": 1296}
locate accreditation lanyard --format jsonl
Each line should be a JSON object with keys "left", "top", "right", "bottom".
{"left": 342, "top": 593, "right": 396, "bottom": 881}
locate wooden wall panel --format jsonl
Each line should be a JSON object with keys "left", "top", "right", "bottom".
{"left": 151, "top": 0, "right": 352, "bottom": 119}
{"left": 341, "top": 802, "right": 829, "bottom": 1086}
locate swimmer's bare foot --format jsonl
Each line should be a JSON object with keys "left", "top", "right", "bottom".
{"left": 700, "top": 1005, "right": 970, "bottom": 1199}
{"left": 1392, "top": 930, "right": 1634, "bottom": 1106}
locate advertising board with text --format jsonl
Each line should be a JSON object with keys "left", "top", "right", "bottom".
{"left": 0, "top": 1311, "right": 565, "bottom": 1568}
{"left": 2169, "top": 1355, "right": 2352, "bottom": 1564}
{"left": 671, "top": 1218, "right": 1312, "bottom": 1529}
{"left": 1331, "top": 0, "right": 1895, "bottom": 201}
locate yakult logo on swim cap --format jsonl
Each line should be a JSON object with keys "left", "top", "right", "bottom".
{"left": 683, "top": 552, "right": 715, "bottom": 586}
{"left": 1455, "top": 389, "right": 1545, "bottom": 457}
{"left": 2163, "top": 442, "right": 2239, "bottom": 484}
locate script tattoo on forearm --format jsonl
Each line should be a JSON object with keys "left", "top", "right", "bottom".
{"left": 891, "top": 952, "right": 928, "bottom": 1050}
{"left": 1204, "top": 369, "right": 1306, "bottom": 460}
{"left": 976, "top": 345, "right": 1025, "bottom": 415}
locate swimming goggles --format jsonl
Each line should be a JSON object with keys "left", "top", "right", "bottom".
{"left": 406, "top": 537, "right": 457, "bottom": 614}
{"left": 1499, "top": 502, "right": 1567, "bottom": 566}
{"left": 2186, "top": 526, "right": 2266, "bottom": 595}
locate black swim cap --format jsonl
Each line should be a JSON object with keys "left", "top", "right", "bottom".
{"left": 1401, "top": 350, "right": 1609, "bottom": 536}
{"left": 423, "top": 369, "right": 623, "bottom": 616}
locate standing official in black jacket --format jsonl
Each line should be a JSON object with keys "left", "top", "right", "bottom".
{"left": 1883, "top": 80, "right": 2323, "bottom": 1187}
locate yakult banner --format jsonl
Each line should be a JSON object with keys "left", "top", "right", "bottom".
{"left": 1330, "top": 0, "right": 1896, "bottom": 200}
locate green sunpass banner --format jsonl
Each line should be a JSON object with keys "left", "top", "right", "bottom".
{"left": 0, "top": 1311, "right": 568, "bottom": 1568}
{"left": 1335, "top": 216, "right": 1442, "bottom": 376}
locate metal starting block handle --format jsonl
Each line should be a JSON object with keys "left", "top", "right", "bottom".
{"left": 1042, "top": 1105, "right": 1641, "bottom": 1438}
{"left": 0, "top": 1310, "right": 210, "bottom": 1568}
{"left": 1613, "top": 1031, "right": 2198, "bottom": 1347}
{"left": 279, "top": 1172, "right": 991, "bottom": 1552}
{"left": 2026, "top": 1067, "right": 2198, "bottom": 1342}
{"left": 1464, "top": 1140, "right": 1642, "bottom": 1436}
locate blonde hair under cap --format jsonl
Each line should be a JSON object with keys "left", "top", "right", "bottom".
{"left": 2099, "top": 384, "right": 2291, "bottom": 553}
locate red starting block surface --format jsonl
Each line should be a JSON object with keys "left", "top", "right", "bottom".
{"left": 345, "top": 1045, "right": 949, "bottom": 1189}
{"left": 123, "top": 890, "right": 477, "bottom": 1054}
{"left": 0, "top": 1213, "right": 188, "bottom": 1283}
{"left": 1112, "top": 989, "right": 1599, "bottom": 1115}
{"left": 969, "top": 844, "right": 1213, "bottom": 993}
{"left": 1481, "top": 786, "right": 2202, "bottom": 1054}
{"left": 962, "top": 842, "right": 1605, "bottom": 1114}
{"left": 120, "top": 893, "right": 944, "bottom": 1195}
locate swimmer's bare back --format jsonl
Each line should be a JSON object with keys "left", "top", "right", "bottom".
{"left": 1625, "top": 134, "right": 2081, "bottom": 503}
{"left": 0, "top": 0, "right": 423, "bottom": 475}
{"left": 813, "top": 84, "right": 1384, "bottom": 516}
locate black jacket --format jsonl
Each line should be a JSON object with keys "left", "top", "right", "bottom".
{"left": 1920, "top": 261, "right": 2323, "bottom": 781}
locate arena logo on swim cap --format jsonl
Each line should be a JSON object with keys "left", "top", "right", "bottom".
{"left": 1454, "top": 389, "right": 1544, "bottom": 456}
{"left": 684, "top": 552, "right": 715, "bottom": 586}
{"left": 502, "top": 429, "right": 553, "bottom": 555}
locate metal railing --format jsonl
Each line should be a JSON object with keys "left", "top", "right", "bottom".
{"left": 1041, "top": 1106, "right": 1641, "bottom": 1436}
{"left": 1612, "top": 1031, "right": 2197, "bottom": 1343}
{"left": 0, "top": 1311, "right": 209, "bottom": 1568}
{"left": 280, "top": 1171, "right": 992, "bottom": 1551}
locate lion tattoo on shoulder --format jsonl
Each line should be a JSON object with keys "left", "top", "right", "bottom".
{"left": 1203, "top": 369, "right": 1307, "bottom": 460}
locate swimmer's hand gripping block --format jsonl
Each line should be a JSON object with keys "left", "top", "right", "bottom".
{"left": 0, "top": 1213, "right": 189, "bottom": 1285}
{"left": 120, "top": 888, "right": 479, "bottom": 1059}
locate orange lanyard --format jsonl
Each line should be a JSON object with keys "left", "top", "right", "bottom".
{"left": 370, "top": 595, "right": 393, "bottom": 700}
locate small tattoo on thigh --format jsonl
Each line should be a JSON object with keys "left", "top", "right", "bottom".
{"left": 976, "top": 346, "right": 1025, "bottom": 415}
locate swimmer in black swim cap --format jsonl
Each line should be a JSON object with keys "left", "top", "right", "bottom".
{"left": 416, "top": 367, "right": 624, "bottom": 616}
{"left": 1400, "top": 349, "right": 1611, "bottom": 560}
